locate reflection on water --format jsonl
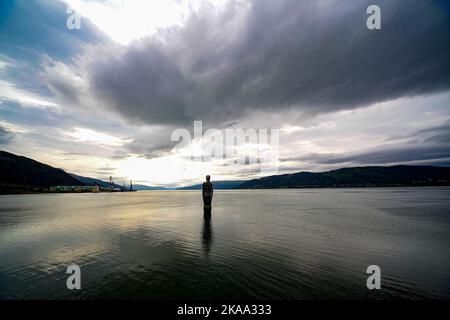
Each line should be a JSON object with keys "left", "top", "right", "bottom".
{"left": 202, "top": 214, "right": 213, "bottom": 255}
{"left": 0, "top": 188, "right": 450, "bottom": 300}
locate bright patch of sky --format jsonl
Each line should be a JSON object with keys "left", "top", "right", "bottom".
{"left": 63, "top": 0, "right": 227, "bottom": 45}
{"left": 65, "top": 127, "right": 131, "bottom": 147}
{"left": 0, "top": 80, "right": 59, "bottom": 109}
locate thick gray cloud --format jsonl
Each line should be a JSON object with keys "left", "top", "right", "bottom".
{"left": 122, "top": 126, "right": 180, "bottom": 159}
{"left": 79, "top": 0, "right": 450, "bottom": 126}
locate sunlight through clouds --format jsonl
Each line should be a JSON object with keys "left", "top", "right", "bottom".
{"left": 63, "top": 0, "right": 227, "bottom": 45}
{"left": 65, "top": 127, "right": 131, "bottom": 147}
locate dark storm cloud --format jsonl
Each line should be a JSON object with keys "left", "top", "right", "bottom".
{"left": 125, "top": 141, "right": 175, "bottom": 159}
{"left": 90, "top": 43, "right": 193, "bottom": 125}
{"left": 0, "top": 125, "right": 15, "bottom": 145}
{"left": 82, "top": 0, "right": 450, "bottom": 126}
{"left": 123, "top": 126, "right": 179, "bottom": 159}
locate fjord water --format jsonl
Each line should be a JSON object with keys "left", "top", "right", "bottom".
{"left": 0, "top": 188, "right": 449, "bottom": 300}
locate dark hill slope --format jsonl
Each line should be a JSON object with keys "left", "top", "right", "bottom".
{"left": 0, "top": 150, "right": 84, "bottom": 188}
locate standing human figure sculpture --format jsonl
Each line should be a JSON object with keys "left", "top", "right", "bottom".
{"left": 202, "top": 175, "right": 214, "bottom": 215}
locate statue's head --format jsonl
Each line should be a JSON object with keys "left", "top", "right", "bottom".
{"left": 206, "top": 175, "right": 211, "bottom": 182}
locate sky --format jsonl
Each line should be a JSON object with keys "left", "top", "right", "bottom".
{"left": 0, "top": 0, "right": 449, "bottom": 187}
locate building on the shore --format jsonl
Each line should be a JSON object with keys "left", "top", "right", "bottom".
{"left": 50, "top": 186, "right": 98, "bottom": 193}
{"left": 49, "top": 185, "right": 127, "bottom": 193}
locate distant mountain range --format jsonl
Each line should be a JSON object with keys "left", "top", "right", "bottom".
{"left": 236, "top": 166, "right": 450, "bottom": 189}
{"left": 177, "top": 180, "right": 245, "bottom": 190}
{"left": 69, "top": 173, "right": 126, "bottom": 190}
{"left": 2, "top": 150, "right": 450, "bottom": 194}
{"left": 70, "top": 174, "right": 168, "bottom": 190}
{"left": 132, "top": 184, "right": 169, "bottom": 191}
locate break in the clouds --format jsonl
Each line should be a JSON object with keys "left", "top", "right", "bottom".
{"left": 0, "top": 0, "right": 450, "bottom": 185}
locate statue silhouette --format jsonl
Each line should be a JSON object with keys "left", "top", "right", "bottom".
{"left": 202, "top": 175, "right": 213, "bottom": 216}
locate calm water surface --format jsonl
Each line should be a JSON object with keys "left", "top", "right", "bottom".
{"left": 0, "top": 188, "right": 449, "bottom": 299}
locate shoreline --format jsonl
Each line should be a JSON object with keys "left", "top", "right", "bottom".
{"left": 2, "top": 184, "right": 450, "bottom": 195}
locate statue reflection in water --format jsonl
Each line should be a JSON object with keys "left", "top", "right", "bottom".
{"left": 202, "top": 175, "right": 214, "bottom": 255}
{"left": 202, "top": 212, "right": 213, "bottom": 255}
